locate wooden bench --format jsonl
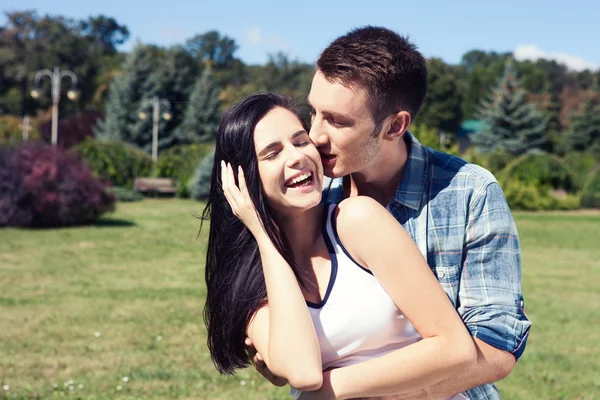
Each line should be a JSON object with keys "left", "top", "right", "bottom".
{"left": 133, "top": 177, "right": 177, "bottom": 195}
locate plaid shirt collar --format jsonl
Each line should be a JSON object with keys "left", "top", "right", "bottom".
{"left": 392, "top": 131, "right": 428, "bottom": 211}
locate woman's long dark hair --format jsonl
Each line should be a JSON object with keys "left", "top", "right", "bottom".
{"left": 202, "top": 92, "right": 310, "bottom": 375}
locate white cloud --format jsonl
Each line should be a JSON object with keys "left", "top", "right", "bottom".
{"left": 514, "top": 44, "right": 598, "bottom": 72}
{"left": 244, "top": 27, "right": 292, "bottom": 53}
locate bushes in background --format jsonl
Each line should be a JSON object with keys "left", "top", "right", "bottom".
{"left": 0, "top": 115, "right": 40, "bottom": 145}
{"left": 563, "top": 152, "right": 599, "bottom": 189}
{"left": 188, "top": 151, "right": 215, "bottom": 201}
{"left": 581, "top": 168, "right": 600, "bottom": 209}
{"left": 0, "top": 143, "right": 115, "bottom": 228}
{"left": 73, "top": 139, "right": 152, "bottom": 188}
{"left": 498, "top": 152, "right": 580, "bottom": 210}
{"left": 108, "top": 186, "right": 144, "bottom": 202}
{"left": 153, "top": 143, "right": 214, "bottom": 197}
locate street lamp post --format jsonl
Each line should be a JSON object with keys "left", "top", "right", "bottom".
{"left": 30, "top": 67, "right": 79, "bottom": 146}
{"left": 138, "top": 96, "right": 172, "bottom": 162}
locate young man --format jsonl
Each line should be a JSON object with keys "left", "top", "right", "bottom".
{"left": 248, "top": 26, "right": 531, "bottom": 399}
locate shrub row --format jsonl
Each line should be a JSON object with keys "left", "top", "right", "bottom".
{"left": 466, "top": 150, "right": 599, "bottom": 211}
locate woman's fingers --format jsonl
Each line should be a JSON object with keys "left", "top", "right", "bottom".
{"left": 226, "top": 162, "right": 244, "bottom": 205}
{"left": 220, "top": 161, "right": 238, "bottom": 212}
{"left": 237, "top": 166, "right": 251, "bottom": 201}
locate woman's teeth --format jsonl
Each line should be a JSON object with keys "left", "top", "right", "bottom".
{"left": 286, "top": 172, "right": 312, "bottom": 187}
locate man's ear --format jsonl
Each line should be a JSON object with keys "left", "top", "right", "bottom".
{"left": 384, "top": 111, "right": 411, "bottom": 140}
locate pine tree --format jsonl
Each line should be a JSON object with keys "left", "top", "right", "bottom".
{"left": 569, "top": 100, "right": 600, "bottom": 156}
{"left": 94, "top": 42, "right": 155, "bottom": 146}
{"left": 471, "top": 59, "right": 548, "bottom": 156}
{"left": 174, "top": 66, "right": 221, "bottom": 143}
{"left": 95, "top": 44, "right": 198, "bottom": 153}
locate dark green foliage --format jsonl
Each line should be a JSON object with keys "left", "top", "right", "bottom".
{"left": 188, "top": 151, "right": 215, "bottom": 200}
{"left": 108, "top": 186, "right": 144, "bottom": 202}
{"left": 0, "top": 143, "right": 115, "bottom": 227}
{"left": 472, "top": 59, "right": 548, "bottom": 156}
{"left": 152, "top": 143, "right": 214, "bottom": 197}
{"left": 418, "top": 58, "right": 463, "bottom": 133}
{"left": 173, "top": 67, "right": 221, "bottom": 144}
{"left": 568, "top": 101, "right": 600, "bottom": 156}
{"left": 0, "top": 11, "right": 128, "bottom": 118}
{"left": 73, "top": 139, "right": 153, "bottom": 188}
{"left": 95, "top": 44, "right": 199, "bottom": 153}
{"left": 581, "top": 168, "right": 600, "bottom": 209}
{"left": 563, "top": 152, "right": 599, "bottom": 189}
{"left": 499, "top": 152, "right": 579, "bottom": 192}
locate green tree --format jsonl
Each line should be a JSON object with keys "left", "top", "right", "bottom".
{"left": 174, "top": 66, "right": 221, "bottom": 143}
{"left": 472, "top": 59, "right": 548, "bottom": 156}
{"left": 0, "top": 10, "right": 129, "bottom": 116}
{"left": 460, "top": 50, "right": 511, "bottom": 118}
{"left": 568, "top": 100, "right": 600, "bottom": 156}
{"left": 417, "top": 58, "right": 463, "bottom": 134}
{"left": 95, "top": 43, "right": 198, "bottom": 153}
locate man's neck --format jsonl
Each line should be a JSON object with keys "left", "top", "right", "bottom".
{"left": 347, "top": 137, "right": 408, "bottom": 206}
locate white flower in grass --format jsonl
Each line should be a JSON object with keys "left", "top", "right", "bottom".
{"left": 2, "top": 385, "right": 9, "bottom": 391}
{"left": 69, "top": 385, "right": 74, "bottom": 391}
{"left": 53, "top": 383, "right": 58, "bottom": 389}
{"left": 156, "top": 335, "right": 163, "bottom": 341}
{"left": 116, "top": 385, "right": 123, "bottom": 391}
{"left": 122, "top": 376, "right": 129, "bottom": 383}
{"left": 94, "top": 331, "right": 101, "bottom": 338}
{"left": 240, "top": 380, "right": 246, "bottom": 386}
{"left": 78, "top": 384, "right": 84, "bottom": 389}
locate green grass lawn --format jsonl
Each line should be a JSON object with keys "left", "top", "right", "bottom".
{"left": 1, "top": 199, "right": 599, "bottom": 399}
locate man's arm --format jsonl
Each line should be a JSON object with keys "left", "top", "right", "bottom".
{"left": 364, "top": 180, "right": 531, "bottom": 400}
{"left": 364, "top": 337, "right": 515, "bottom": 400}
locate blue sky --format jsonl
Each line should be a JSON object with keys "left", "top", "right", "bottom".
{"left": 3, "top": 0, "right": 599, "bottom": 71}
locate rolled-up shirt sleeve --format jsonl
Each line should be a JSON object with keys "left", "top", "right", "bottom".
{"left": 459, "top": 182, "right": 532, "bottom": 360}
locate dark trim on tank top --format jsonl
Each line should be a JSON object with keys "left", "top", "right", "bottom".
{"left": 330, "top": 203, "right": 374, "bottom": 276}
{"left": 306, "top": 203, "right": 338, "bottom": 309}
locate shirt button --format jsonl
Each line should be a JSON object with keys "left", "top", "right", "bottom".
{"left": 438, "top": 271, "right": 446, "bottom": 278}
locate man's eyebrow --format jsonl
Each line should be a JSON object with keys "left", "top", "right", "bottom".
{"left": 306, "top": 100, "right": 352, "bottom": 120}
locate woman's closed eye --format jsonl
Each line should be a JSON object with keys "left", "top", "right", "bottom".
{"left": 264, "top": 151, "right": 280, "bottom": 161}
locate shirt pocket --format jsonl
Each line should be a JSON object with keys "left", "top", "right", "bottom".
{"left": 432, "top": 264, "right": 460, "bottom": 306}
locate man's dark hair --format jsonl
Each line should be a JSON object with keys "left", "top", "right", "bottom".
{"left": 317, "top": 26, "right": 428, "bottom": 129}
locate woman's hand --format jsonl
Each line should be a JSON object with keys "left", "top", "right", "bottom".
{"left": 221, "top": 161, "right": 266, "bottom": 239}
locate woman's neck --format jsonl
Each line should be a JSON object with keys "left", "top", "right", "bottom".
{"left": 278, "top": 204, "right": 324, "bottom": 264}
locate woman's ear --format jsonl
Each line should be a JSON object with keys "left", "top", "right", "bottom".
{"left": 385, "top": 111, "right": 411, "bottom": 140}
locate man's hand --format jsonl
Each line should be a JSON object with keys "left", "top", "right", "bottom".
{"left": 245, "top": 337, "right": 288, "bottom": 387}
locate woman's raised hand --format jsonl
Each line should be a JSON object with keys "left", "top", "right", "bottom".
{"left": 221, "top": 161, "right": 266, "bottom": 239}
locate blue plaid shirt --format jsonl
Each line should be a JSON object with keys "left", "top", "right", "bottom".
{"left": 322, "top": 133, "right": 532, "bottom": 399}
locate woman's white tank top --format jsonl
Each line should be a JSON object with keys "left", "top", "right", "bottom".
{"left": 290, "top": 203, "right": 467, "bottom": 399}
{"left": 307, "top": 203, "right": 421, "bottom": 369}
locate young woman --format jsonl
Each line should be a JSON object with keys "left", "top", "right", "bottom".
{"left": 202, "top": 92, "right": 475, "bottom": 399}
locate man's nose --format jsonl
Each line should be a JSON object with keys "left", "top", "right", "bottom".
{"left": 309, "top": 120, "right": 328, "bottom": 147}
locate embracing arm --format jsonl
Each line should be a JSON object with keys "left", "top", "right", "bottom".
{"left": 354, "top": 337, "right": 515, "bottom": 400}
{"left": 347, "top": 182, "right": 531, "bottom": 400}
{"left": 222, "top": 163, "right": 322, "bottom": 391}
{"left": 312, "top": 196, "right": 477, "bottom": 399}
